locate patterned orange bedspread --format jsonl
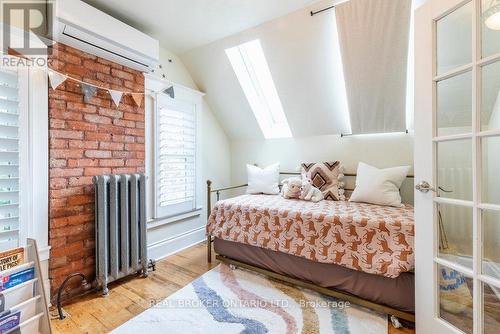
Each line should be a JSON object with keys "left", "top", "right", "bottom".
{"left": 207, "top": 195, "right": 414, "bottom": 278}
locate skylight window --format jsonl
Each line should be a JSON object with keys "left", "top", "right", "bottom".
{"left": 226, "top": 40, "right": 292, "bottom": 139}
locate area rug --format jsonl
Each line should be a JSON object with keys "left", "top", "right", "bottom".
{"left": 112, "top": 264, "right": 387, "bottom": 334}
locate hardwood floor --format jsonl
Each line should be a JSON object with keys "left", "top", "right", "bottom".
{"left": 50, "top": 242, "right": 415, "bottom": 334}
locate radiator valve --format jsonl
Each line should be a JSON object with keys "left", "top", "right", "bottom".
{"left": 148, "top": 259, "right": 156, "bottom": 272}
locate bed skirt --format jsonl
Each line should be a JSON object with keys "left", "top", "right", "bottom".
{"left": 214, "top": 237, "right": 415, "bottom": 313}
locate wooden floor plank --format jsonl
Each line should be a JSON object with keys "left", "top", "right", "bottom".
{"left": 50, "top": 242, "right": 414, "bottom": 334}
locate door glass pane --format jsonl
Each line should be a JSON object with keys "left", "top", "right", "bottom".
{"left": 437, "top": 203, "right": 473, "bottom": 268}
{"left": 482, "top": 136, "right": 500, "bottom": 204}
{"left": 437, "top": 139, "right": 473, "bottom": 201}
{"left": 437, "top": 71, "right": 473, "bottom": 136}
{"left": 483, "top": 282, "right": 500, "bottom": 334}
{"left": 437, "top": 2, "right": 473, "bottom": 75}
{"left": 438, "top": 264, "right": 473, "bottom": 334}
{"left": 482, "top": 209, "right": 500, "bottom": 279}
{"left": 482, "top": 0, "right": 500, "bottom": 58}
{"left": 481, "top": 61, "right": 500, "bottom": 131}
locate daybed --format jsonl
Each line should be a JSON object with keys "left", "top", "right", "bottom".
{"left": 206, "top": 172, "right": 415, "bottom": 322}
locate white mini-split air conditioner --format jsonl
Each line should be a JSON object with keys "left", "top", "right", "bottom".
{"left": 53, "top": 0, "right": 159, "bottom": 72}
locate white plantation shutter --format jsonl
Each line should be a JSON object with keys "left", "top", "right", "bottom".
{"left": 0, "top": 66, "right": 22, "bottom": 251}
{"left": 155, "top": 93, "right": 197, "bottom": 218}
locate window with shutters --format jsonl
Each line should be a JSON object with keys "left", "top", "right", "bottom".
{"left": 154, "top": 93, "right": 197, "bottom": 218}
{"left": 0, "top": 56, "right": 48, "bottom": 257}
{"left": 0, "top": 64, "right": 26, "bottom": 251}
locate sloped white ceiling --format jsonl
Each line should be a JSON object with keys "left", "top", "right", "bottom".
{"left": 82, "top": 0, "right": 318, "bottom": 53}
{"left": 182, "top": 0, "right": 352, "bottom": 140}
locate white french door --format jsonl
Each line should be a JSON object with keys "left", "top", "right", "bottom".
{"left": 415, "top": 0, "right": 500, "bottom": 333}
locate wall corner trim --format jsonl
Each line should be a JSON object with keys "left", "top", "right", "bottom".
{"left": 38, "top": 246, "right": 51, "bottom": 262}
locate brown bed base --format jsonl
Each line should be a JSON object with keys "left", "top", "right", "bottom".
{"left": 206, "top": 174, "right": 416, "bottom": 323}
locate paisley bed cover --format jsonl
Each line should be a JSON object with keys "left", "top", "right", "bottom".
{"left": 207, "top": 195, "right": 414, "bottom": 278}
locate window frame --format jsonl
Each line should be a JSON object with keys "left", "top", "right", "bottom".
{"left": 0, "top": 61, "right": 25, "bottom": 251}
{"left": 151, "top": 85, "right": 203, "bottom": 222}
{"left": 26, "top": 65, "right": 50, "bottom": 261}
{"left": 225, "top": 39, "right": 292, "bottom": 139}
{"left": 0, "top": 57, "right": 49, "bottom": 260}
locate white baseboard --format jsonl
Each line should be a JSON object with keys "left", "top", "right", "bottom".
{"left": 147, "top": 226, "right": 206, "bottom": 261}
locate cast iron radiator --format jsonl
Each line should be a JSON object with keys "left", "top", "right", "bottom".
{"left": 93, "top": 174, "right": 148, "bottom": 295}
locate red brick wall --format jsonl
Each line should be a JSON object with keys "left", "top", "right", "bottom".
{"left": 48, "top": 43, "right": 145, "bottom": 297}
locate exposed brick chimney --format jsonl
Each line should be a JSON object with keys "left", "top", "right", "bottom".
{"left": 48, "top": 43, "right": 145, "bottom": 298}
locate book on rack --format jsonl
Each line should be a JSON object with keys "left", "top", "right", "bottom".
{"left": 0, "top": 310, "right": 20, "bottom": 333}
{"left": 0, "top": 249, "right": 24, "bottom": 272}
{"left": 0, "top": 267, "right": 34, "bottom": 292}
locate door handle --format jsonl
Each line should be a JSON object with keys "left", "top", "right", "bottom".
{"left": 415, "top": 181, "right": 436, "bottom": 193}
{"left": 415, "top": 181, "right": 453, "bottom": 194}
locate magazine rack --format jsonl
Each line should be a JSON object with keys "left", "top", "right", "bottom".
{"left": 1, "top": 239, "right": 51, "bottom": 334}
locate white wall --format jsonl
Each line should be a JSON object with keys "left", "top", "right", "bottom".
{"left": 151, "top": 48, "right": 200, "bottom": 89}
{"left": 146, "top": 47, "right": 231, "bottom": 261}
{"left": 181, "top": 0, "right": 351, "bottom": 140}
{"left": 144, "top": 1, "right": 435, "bottom": 259}
{"left": 181, "top": 0, "right": 429, "bottom": 142}
{"left": 231, "top": 133, "right": 415, "bottom": 204}
{"left": 180, "top": 0, "right": 423, "bottom": 206}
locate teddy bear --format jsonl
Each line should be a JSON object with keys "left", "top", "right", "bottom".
{"left": 300, "top": 178, "right": 324, "bottom": 203}
{"left": 281, "top": 177, "right": 302, "bottom": 199}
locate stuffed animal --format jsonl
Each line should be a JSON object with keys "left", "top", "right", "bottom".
{"left": 281, "top": 177, "right": 302, "bottom": 199}
{"left": 300, "top": 178, "right": 324, "bottom": 203}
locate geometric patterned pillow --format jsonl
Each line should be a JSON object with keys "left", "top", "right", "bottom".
{"left": 301, "top": 161, "right": 345, "bottom": 201}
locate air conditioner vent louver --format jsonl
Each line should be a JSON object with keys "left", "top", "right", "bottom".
{"left": 61, "top": 29, "right": 149, "bottom": 68}
{"left": 54, "top": 0, "right": 159, "bottom": 72}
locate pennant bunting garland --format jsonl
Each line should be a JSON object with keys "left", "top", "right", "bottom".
{"left": 131, "top": 93, "right": 143, "bottom": 107}
{"left": 47, "top": 69, "right": 174, "bottom": 109}
{"left": 81, "top": 83, "right": 97, "bottom": 103}
{"left": 109, "top": 89, "right": 124, "bottom": 107}
{"left": 48, "top": 70, "right": 67, "bottom": 90}
{"left": 163, "top": 86, "right": 175, "bottom": 99}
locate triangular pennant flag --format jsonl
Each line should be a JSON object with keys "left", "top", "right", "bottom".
{"left": 109, "top": 89, "right": 123, "bottom": 107}
{"left": 163, "top": 86, "right": 175, "bottom": 99}
{"left": 81, "top": 83, "right": 97, "bottom": 103}
{"left": 48, "top": 70, "right": 67, "bottom": 90}
{"left": 131, "top": 93, "right": 143, "bottom": 107}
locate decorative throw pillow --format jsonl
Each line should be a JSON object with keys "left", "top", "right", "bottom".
{"left": 301, "top": 162, "right": 345, "bottom": 201}
{"left": 246, "top": 163, "right": 280, "bottom": 195}
{"left": 349, "top": 162, "right": 410, "bottom": 207}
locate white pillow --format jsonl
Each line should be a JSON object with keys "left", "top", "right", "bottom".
{"left": 246, "top": 163, "right": 280, "bottom": 195}
{"left": 349, "top": 162, "right": 410, "bottom": 207}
